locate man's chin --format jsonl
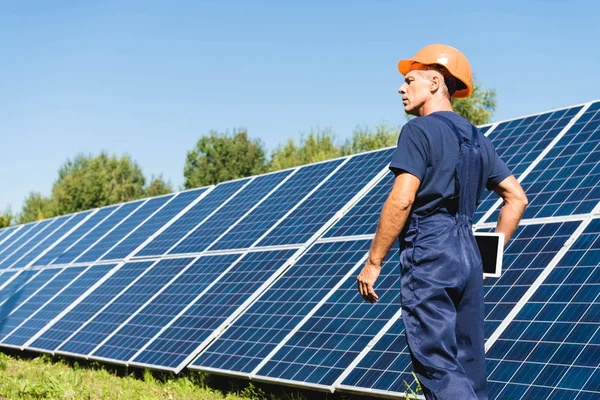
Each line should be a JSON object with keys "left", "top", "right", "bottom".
{"left": 404, "top": 105, "right": 418, "bottom": 116}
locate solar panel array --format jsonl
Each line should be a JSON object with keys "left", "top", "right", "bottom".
{"left": 0, "top": 100, "right": 598, "bottom": 399}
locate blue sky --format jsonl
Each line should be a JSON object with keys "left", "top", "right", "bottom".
{"left": 1, "top": 1, "right": 599, "bottom": 213}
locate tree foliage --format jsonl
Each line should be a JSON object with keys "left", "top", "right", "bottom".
{"left": 268, "top": 128, "right": 341, "bottom": 171}
{"left": 18, "top": 152, "right": 172, "bottom": 223}
{"left": 341, "top": 122, "right": 399, "bottom": 155}
{"left": 51, "top": 152, "right": 149, "bottom": 216}
{"left": 184, "top": 129, "right": 266, "bottom": 188}
{"left": 0, "top": 207, "right": 14, "bottom": 228}
{"left": 19, "top": 192, "right": 57, "bottom": 224}
{"left": 452, "top": 79, "right": 497, "bottom": 126}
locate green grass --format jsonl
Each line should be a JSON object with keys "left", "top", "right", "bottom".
{"left": 0, "top": 352, "right": 419, "bottom": 400}
{"left": 0, "top": 352, "right": 298, "bottom": 400}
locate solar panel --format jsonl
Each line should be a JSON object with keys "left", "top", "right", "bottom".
{"left": 27, "top": 260, "right": 157, "bottom": 352}
{"left": 2, "top": 264, "right": 116, "bottom": 347}
{"left": 0, "top": 266, "right": 88, "bottom": 343}
{"left": 34, "top": 206, "right": 118, "bottom": 267}
{"left": 100, "top": 189, "right": 206, "bottom": 261}
{"left": 481, "top": 221, "right": 581, "bottom": 338}
{"left": 169, "top": 171, "right": 292, "bottom": 255}
{"left": 474, "top": 105, "right": 584, "bottom": 223}
{"left": 128, "top": 249, "right": 297, "bottom": 371}
{"left": 485, "top": 217, "right": 600, "bottom": 399}
{"left": 54, "top": 257, "right": 197, "bottom": 357}
{"left": 257, "top": 149, "right": 394, "bottom": 247}
{"left": 335, "top": 222, "right": 584, "bottom": 397}
{"left": 0, "top": 219, "right": 55, "bottom": 266}
{"left": 0, "top": 223, "right": 36, "bottom": 256}
{"left": 252, "top": 242, "right": 401, "bottom": 389}
{"left": 493, "top": 101, "right": 600, "bottom": 220}
{"left": 133, "top": 179, "right": 249, "bottom": 257}
{"left": 208, "top": 160, "right": 344, "bottom": 251}
{"left": 8, "top": 211, "right": 92, "bottom": 269}
{"left": 0, "top": 100, "right": 597, "bottom": 398}
{"left": 191, "top": 239, "right": 371, "bottom": 376}
{"left": 52, "top": 201, "right": 143, "bottom": 265}
{"left": 75, "top": 196, "right": 173, "bottom": 263}
{"left": 89, "top": 253, "right": 242, "bottom": 363}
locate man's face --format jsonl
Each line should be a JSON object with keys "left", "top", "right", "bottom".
{"left": 398, "top": 64, "right": 435, "bottom": 116}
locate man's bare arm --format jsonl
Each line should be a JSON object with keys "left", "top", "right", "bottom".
{"left": 492, "top": 175, "right": 528, "bottom": 246}
{"left": 357, "top": 172, "right": 420, "bottom": 303}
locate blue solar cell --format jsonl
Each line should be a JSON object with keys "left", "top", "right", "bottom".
{"left": 10, "top": 211, "right": 91, "bottom": 269}
{"left": 482, "top": 221, "right": 580, "bottom": 339}
{"left": 254, "top": 242, "right": 400, "bottom": 387}
{"left": 170, "top": 171, "right": 292, "bottom": 255}
{"left": 76, "top": 196, "right": 173, "bottom": 263}
{"left": 486, "top": 218, "right": 600, "bottom": 399}
{"left": 136, "top": 180, "right": 249, "bottom": 257}
{"left": 91, "top": 253, "right": 241, "bottom": 362}
{"left": 0, "top": 223, "right": 37, "bottom": 257}
{"left": 323, "top": 173, "right": 392, "bottom": 238}
{"left": 0, "top": 226, "right": 18, "bottom": 246}
{"left": 0, "top": 269, "right": 58, "bottom": 307}
{"left": 130, "top": 249, "right": 297, "bottom": 370}
{"left": 34, "top": 207, "right": 118, "bottom": 267}
{"left": 101, "top": 190, "right": 204, "bottom": 261}
{"left": 0, "top": 219, "right": 56, "bottom": 267}
{"left": 55, "top": 258, "right": 196, "bottom": 357}
{"left": 475, "top": 105, "right": 583, "bottom": 223}
{"left": 0, "top": 267, "right": 88, "bottom": 343}
{"left": 210, "top": 160, "right": 344, "bottom": 250}
{"left": 486, "top": 101, "right": 600, "bottom": 221}
{"left": 28, "top": 260, "right": 156, "bottom": 352}
{"left": 340, "top": 319, "right": 414, "bottom": 393}
{"left": 192, "top": 239, "right": 371, "bottom": 375}
{"left": 2, "top": 264, "right": 116, "bottom": 347}
{"left": 258, "top": 149, "right": 394, "bottom": 247}
{"left": 52, "top": 202, "right": 141, "bottom": 265}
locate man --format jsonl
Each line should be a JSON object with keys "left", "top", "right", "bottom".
{"left": 356, "top": 44, "right": 528, "bottom": 400}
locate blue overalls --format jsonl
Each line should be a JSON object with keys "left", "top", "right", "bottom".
{"left": 400, "top": 114, "right": 488, "bottom": 399}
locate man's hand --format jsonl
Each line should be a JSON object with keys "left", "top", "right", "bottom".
{"left": 357, "top": 260, "right": 381, "bottom": 303}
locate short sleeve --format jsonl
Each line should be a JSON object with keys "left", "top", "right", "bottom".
{"left": 389, "top": 123, "right": 429, "bottom": 181}
{"left": 486, "top": 149, "right": 512, "bottom": 190}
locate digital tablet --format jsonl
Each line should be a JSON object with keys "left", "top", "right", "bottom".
{"left": 474, "top": 232, "right": 504, "bottom": 278}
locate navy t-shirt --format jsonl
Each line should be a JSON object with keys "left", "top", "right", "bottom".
{"left": 390, "top": 111, "right": 512, "bottom": 216}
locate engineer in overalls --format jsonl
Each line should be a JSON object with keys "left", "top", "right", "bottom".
{"left": 357, "top": 44, "right": 528, "bottom": 399}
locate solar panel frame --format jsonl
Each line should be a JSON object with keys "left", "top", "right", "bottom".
{"left": 206, "top": 158, "right": 348, "bottom": 252}
{"left": 189, "top": 238, "right": 373, "bottom": 378}
{"left": 34, "top": 206, "right": 117, "bottom": 267}
{"left": 73, "top": 194, "right": 175, "bottom": 264}
{"left": 167, "top": 170, "right": 295, "bottom": 256}
{"left": 475, "top": 102, "right": 591, "bottom": 226}
{"left": 0, "top": 219, "right": 56, "bottom": 267}
{"left": 1, "top": 264, "right": 118, "bottom": 349}
{"left": 126, "top": 247, "right": 299, "bottom": 372}
{"left": 52, "top": 200, "right": 148, "bottom": 266}
{"left": 24, "top": 260, "right": 157, "bottom": 353}
{"left": 7, "top": 211, "right": 93, "bottom": 270}
{"left": 255, "top": 149, "right": 393, "bottom": 248}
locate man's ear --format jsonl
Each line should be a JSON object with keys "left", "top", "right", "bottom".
{"left": 430, "top": 73, "right": 442, "bottom": 93}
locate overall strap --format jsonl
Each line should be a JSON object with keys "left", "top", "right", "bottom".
{"left": 429, "top": 113, "right": 464, "bottom": 144}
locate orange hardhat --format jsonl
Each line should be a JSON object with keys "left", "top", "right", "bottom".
{"left": 398, "top": 44, "right": 473, "bottom": 98}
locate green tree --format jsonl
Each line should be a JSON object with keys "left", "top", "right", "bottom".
{"left": 452, "top": 79, "right": 497, "bottom": 126}
{"left": 19, "top": 192, "right": 57, "bottom": 223}
{"left": 268, "top": 128, "right": 341, "bottom": 171}
{"left": 0, "top": 207, "right": 14, "bottom": 228}
{"left": 184, "top": 129, "right": 267, "bottom": 188}
{"left": 144, "top": 175, "right": 173, "bottom": 197}
{"left": 341, "top": 122, "right": 400, "bottom": 155}
{"left": 51, "top": 152, "right": 147, "bottom": 216}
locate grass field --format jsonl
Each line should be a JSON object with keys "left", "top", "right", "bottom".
{"left": 0, "top": 351, "right": 415, "bottom": 400}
